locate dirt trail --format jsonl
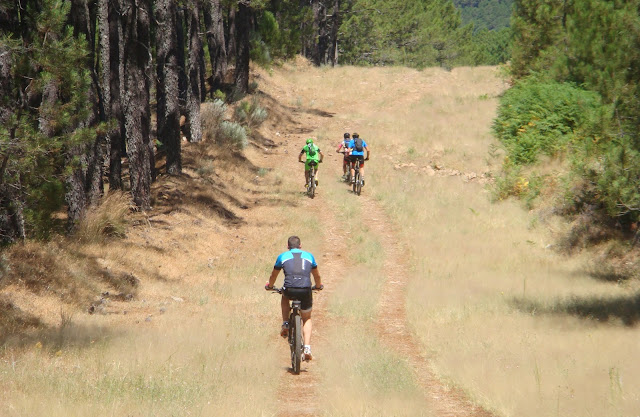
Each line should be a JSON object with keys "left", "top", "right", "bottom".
{"left": 274, "top": 193, "right": 349, "bottom": 416}
{"left": 270, "top": 100, "right": 494, "bottom": 416}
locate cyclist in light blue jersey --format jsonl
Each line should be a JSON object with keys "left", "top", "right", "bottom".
{"left": 265, "top": 236, "right": 323, "bottom": 360}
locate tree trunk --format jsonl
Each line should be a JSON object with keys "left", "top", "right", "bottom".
{"left": 108, "top": 0, "right": 125, "bottom": 190}
{"left": 203, "top": 0, "right": 227, "bottom": 91}
{"left": 176, "top": 7, "right": 188, "bottom": 110}
{"left": 328, "top": 0, "right": 340, "bottom": 66}
{"left": 311, "top": 0, "right": 331, "bottom": 66}
{"left": 185, "top": 1, "right": 202, "bottom": 142}
{"left": 64, "top": 0, "right": 104, "bottom": 230}
{"left": 156, "top": 0, "right": 181, "bottom": 174}
{"left": 234, "top": 1, "right": 251, "bottom": 95}
{"left": 226, "top": 5, "right": 236, "bottom": 61}
{"left": 0, "top": 46, "right": 24, "bottom": 244}
{"left": 122, "top": 0, "right": 153, "bottom": 209}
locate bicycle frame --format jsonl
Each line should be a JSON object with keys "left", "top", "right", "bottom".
{"left": 307, "top": 160, "right": 318, "bottom": 198}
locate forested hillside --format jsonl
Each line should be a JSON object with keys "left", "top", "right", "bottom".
{"left": 453, "top": 0, "right": 513, "bottom": 30}
{"left": 494, "top": 0, "right": 640, "bottom": 246}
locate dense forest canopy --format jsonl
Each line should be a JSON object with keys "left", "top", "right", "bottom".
{"left": 453, "top": 0, "right": 513, "bottom": 31}
{"left": 0, "top": 0, "right": 510, "bottom": 245}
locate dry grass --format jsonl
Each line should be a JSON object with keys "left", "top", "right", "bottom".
{"left": 74, "top": 191, "right": 131, "bottom": 242}
{"left": 279, "top": 62, "right": 640, "bottom": 416}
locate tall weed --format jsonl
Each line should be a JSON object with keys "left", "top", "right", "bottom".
{"left": 75, "top": 192, "right": 131, "bottom": 242}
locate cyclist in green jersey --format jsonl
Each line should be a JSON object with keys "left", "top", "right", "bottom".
{"left": 299, "top": 138, "right": 324, "bottom": 188}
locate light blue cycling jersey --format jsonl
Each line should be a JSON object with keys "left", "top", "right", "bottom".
{"left": 274, "top": 248, "right": 318, "bottom": 288}
{"left": 348, "top": 138, "right": 368, "bottom": 156}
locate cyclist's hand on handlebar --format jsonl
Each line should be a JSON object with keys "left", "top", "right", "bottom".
{"left": 265, "top": 282, "right": 274, "bottom": 291}
{"left": 312, "top": 284, "right": 324, "bottom": 291}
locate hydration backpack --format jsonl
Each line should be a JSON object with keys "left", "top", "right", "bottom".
{"left": 307, "top": 144, "right": 317, "bottom": 157}
{"left": 354, "top": 138, "right": 364, "bottom": 152}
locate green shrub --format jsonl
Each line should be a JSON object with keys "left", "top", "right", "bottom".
{"left": 217, "top": 121, "right": 248, "bottom": 149}
{"left": 201, "top": 99, "right": 227, "bottom": 141}
{"left": 493, "top": 78, "right": 601, "bottom": 165}
{"left": 234, "top": 98, "right": 268, "bottom": 128}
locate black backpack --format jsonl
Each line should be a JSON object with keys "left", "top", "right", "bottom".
{"left": 354, "top": 138, "right": 364, "bottom": 152}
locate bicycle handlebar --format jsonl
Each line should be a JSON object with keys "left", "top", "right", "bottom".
{"left": 265, "top": 285, "right": 324, "bottom": 292}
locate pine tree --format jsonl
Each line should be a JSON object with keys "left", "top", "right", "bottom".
{"left": 157, "top": 0, "right": 182, "bottom": 174}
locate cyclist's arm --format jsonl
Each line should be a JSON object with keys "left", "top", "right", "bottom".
{"left": 298, "top": 150, "right": 305, "bottom": 163}
{"left": 311, "top": 268, "right": 322, "bottom": 289}
{"left": 365, "top": 146, "right": 370, "bottom": 160}
{"left": 319, "top": 150, "right": 325, "bottom": 162}
{"left": 267, "top": 268, "right": 280, "bottom": 289}
{"left": 336, "top": 143, "right": 343, "bottom": 153}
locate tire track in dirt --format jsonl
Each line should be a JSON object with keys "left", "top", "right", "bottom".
{"left": 361, "top": 194, "right": 494, "bottom": 417}
{"left": 273, "top": 175, "right": 351, "bottom": 417}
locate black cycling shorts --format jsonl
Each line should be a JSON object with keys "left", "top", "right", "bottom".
{"left": 283, "top": 287, "right": 313, "bottom": 311}
{"left": 349, "top": 155, "right": 365, "bottom": 167}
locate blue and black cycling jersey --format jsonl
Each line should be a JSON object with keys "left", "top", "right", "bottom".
{"left": 274, "top": 248, "right": 317, "bottom": 288}
{"left": 348, "top": 138, "right": 368, "bottom": 156}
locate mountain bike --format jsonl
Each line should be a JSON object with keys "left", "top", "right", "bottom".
{"left": 269, "top": 286, "right": 321, "bottom": 374}
{"left": 302, "top": 160, "right": 319, "bottom": 198}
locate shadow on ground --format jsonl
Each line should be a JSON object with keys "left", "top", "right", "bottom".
{"left": 512, "top": 292, "right": 640, "bottom": 326}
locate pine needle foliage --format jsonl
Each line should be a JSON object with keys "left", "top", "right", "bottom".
{"left": 0, "top": 0, "right": 97, "bottom": 241}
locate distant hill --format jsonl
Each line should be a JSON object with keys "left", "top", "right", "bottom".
{"left": 453, "top": 0, "right": 514, "bottom": 31}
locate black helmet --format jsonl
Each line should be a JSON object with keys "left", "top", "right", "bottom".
{"left": 352, "top": 132, "right": 359, "bottom": 138}
{"left": 344, "top": 132, "right": 351, "bottom": 139}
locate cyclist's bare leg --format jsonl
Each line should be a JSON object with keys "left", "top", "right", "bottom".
{"left": 281, "top": 295, "right": 291, "bottom": 322}
{"left": 304, "top": 169, "right": 310, "bottom": 186}
{"left": 301, "top": 309, "right": 312, "bottom": 345}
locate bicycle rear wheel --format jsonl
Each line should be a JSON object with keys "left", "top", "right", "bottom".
{"left": 291, "top": 314, "right": 303, "bottom": 374}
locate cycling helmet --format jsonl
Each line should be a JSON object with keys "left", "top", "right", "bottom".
{"left": 306, "top": 138, "right": 314, "bottom": 144}
{"left": 352, "top": 132, "right": 359, "bottom": 138}
{"left": 344, "top": 132, "right": 351, "bottom": 139}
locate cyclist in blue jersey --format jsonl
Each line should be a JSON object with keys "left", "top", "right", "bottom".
{"left": 347, "top": 132, "right": 370, "bottom": 185}
{"left": 265, "top": 236, "right": 323, "bottom": 360}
